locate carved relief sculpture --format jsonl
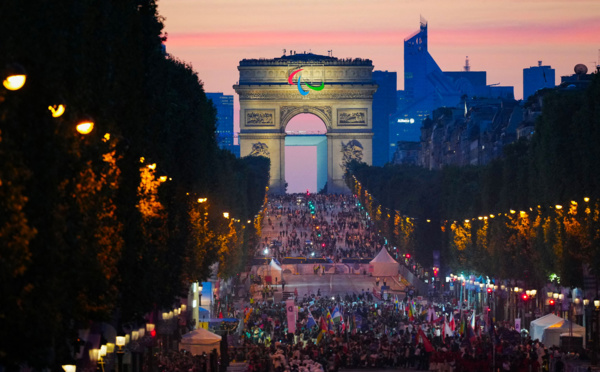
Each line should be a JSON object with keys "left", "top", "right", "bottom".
{"left": 340, "top": 139, "right": 363, "bottom": 170}
{"left": 338, "top": 109, "right": 367, "bottom": 125}
{"left": 249, "top": 142, "right": 270, "bottom": 157}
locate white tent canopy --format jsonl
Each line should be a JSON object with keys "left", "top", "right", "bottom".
{"left": 179, "top": 328, "right": 222, "bottom": 355}
{"left": 369, "top": 248, "right": 399, "bottom": 276}
{"left": 256, "top": 259, "right": 282, "bottom": 284}
{"left": 530, "top": 314, "right": 585, "bottom": 347}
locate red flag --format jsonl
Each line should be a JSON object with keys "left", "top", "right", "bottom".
{"left": 417, "top": 327, "right": 435, "bottom": 352}
{"left": 319, "top": 316, "right": 328, "bottom": 331}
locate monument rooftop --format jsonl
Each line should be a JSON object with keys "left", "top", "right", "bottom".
{"left": 239, "top": 53, "right": 373, "bottom": 66}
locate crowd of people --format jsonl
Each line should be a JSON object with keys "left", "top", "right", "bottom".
{"left": 262, "top": 194, "right": 387, "bottom": 263}
{"left": 232, "top": 289, "right": 590, "bottom": 372}
{"left": 163, "top": 193, "right": 591, "bottom": 372}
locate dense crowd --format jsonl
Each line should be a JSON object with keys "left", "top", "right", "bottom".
{"left": 232, "top": 292, "right": 589, "bottom": 372}
{"left": 262, "top": 194, "right": 387, "bottom": 263}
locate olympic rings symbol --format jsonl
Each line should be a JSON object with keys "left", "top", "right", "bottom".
{"left": 288, "top": 69, "right": 325, "bottom": 96}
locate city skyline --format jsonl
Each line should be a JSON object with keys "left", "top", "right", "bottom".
{"left": 158, "top": 0, "right": 599, "bottom": 192}
{"left": 160, "top": 0, "right": 599, "bottom": 111}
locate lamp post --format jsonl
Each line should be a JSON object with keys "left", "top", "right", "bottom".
{"left": 594, "top": 299, "right": 600, "bottom": 365}
{"left": 115, "top": 336, "right": 125, "bottom": 372}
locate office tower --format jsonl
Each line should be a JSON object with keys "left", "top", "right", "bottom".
{"left": 206, "top": 92, "right": 234, "bottom": 150}
{"left": 372, "top": 71, "right": 397, "bottom": 166}
{"left": 523, "top": 61, "right": 555, "bottom": 100}
{"left": 402, "top": 18, "right": 461, "bottom": 126}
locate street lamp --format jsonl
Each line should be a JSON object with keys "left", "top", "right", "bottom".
{"left": 62, "top": 365, "right": 76, "bottom": 372}
{"left": 76, "top": 119, "right": 94, "bottom": 135}
{"left": 115, "top": 336, "right": 125, "bottom": 372}
{"left": 2, "top": 63, "right": 27, "bottom": 91}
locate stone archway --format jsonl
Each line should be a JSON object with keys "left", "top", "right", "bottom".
{"left": 234, "top": 53, "right": 377, "bottom": 194}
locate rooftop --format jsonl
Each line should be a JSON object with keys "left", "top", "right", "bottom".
{"left": 239, "top": 53, "right": 372, "bottom": 66}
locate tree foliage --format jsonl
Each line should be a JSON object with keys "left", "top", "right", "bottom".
{"left": 347, "top": 73, "right": 600, "bottom": 290}
{"left": 0, "top": 0, "right": 269, "bottom": 368}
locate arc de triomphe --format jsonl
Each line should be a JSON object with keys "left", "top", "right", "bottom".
{"left": 233, "top": 53, "right": 377, "bottom": 194}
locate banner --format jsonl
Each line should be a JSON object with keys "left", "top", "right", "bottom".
{"left": 515, "top": 318, "right": 521, "bottom": 332}
{"left": 286, "top": 299, "right": 296, "bottom": 334}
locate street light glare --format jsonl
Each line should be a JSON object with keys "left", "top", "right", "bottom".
{"left": 76, "top": 121, "right": 94, "bottom": 135}
{"left": 3, "top": 74, "right": 26, "bottom": 90}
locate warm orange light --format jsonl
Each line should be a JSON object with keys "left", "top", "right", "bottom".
{"left": 147, "top": 163, "right": 156, "bottom": 170}
{"left": 464, "top": 219, "right": 469, "bottom": 223}
{"left": 3, "top": 74, "right": 26, "bottom": 90}
{"left": 555, "top": 205, "right": 563, "bottom": 210}
{"left": 48, "top": 104, "right": 66, "bottom": 118}
{"left": 197, "top": 198, "right": 207, "bottom": 203}
{"left": 76, "top": 121, "right": 94, "bottom": 134}
{"left": 510, "top": 210, "right": 516, "bottom": 214}
{"left": 584, "top": 197, "right": 590, "bottom": 202}
{"left": 159, "top": 176, "right": 167, "bottom": 182}
{"left": 223, "top": 212, "right": 230, "bottom": 219}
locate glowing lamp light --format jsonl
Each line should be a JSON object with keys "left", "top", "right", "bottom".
{"left": 76, "top": 120, "right": 94, "bottom": 135}
{"left": 223, "top": 212, "right": 230, "bottom": 219}
{"left": 584, "top": 197, "right": 590, "bottom": 202}
{"left": 138, "top": 328, "right": 145, "bottom": 338}
{"left": 106, "top": 343, "right": 115, "bottom": 353}
{"left": 180, "top": 304, "right": 187, "bottom": 312}
{"left": 62, "top": 365, "right": 76, "bottom": 372}
{"left": 584, "top": 299, "right": 590, "bottom": 306}
{"left": 115, "top": 336, "right": 126, "bottom": 348}
{"left": 198, "top": 198, "right": 207, "bottom": 203}
{"left": 99, "top": 345, "right": 107, "bottom": 357}
{"left": 547, "top": 291, "right": 553, "bottom": 298}
{"left": 146, "top": 323, "right": 155, "bottom": 332}
{"left": 89, "top": 349, "right": 99, "bottom": 363}
{"left": 159, "top": 176, "right": 167, "bottom": 182}
{"left": 131, "top": 330, "right": 139, "bottom": 341}
{"left": 147, "top": 163, "right": 156, "bottom": 170}
{"left": 555, "top": 205, "right": 563, "bottom": 210}
{"left": 3, "top": 74, "right": 26, "bottom": 91}
{"left": 595, "top": 299, "right": 600, "bottom": 308}
{"left": 510, "top": 210, "right": 516, "bottom": 214}
{"left": 559, "top": 294, "right": 564, "bottom": 301}
{"left": 162, "top": 312, "right": 169, "bottom": 320}
{"left": 48, "top": 104, "right": 66, "bottom": 118}
{"left": 553, "top": 293, "right": 559, "bottom": 299}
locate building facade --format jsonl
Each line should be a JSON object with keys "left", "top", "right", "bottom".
{"left": 523, "top": 61, "right": 555, "bottom": 100}
{"left": 372, "top": 70, "right": 397, "bottom": 165}
{"left": 206, "top": 92, "right": 235, "bottom": 151}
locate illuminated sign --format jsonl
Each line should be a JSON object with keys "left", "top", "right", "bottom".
{"left": 288, "top": 69, "right": 324, "bottom": 96}
{"left": 397, "top": 118, "right": 415, "bottom": 124}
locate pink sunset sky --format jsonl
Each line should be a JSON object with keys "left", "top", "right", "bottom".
{"left": 158, "top": 0, "right": 599, "bottom": 192}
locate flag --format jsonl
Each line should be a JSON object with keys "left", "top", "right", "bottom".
{"left": 444, "top": 317, "right": 453, "bottom": 339}
{"left": 326, "top": 310, "right": 335, "bottom": 333}
{"left": 340, "top": 314, "right": 346, "bottom": 332}
{"left": 449, "top": 313, "right": 455, "bottom": 331}
{"left": 470, "top": 312, "right": 476, "bottom": 330}
{"left": 332, "top": 306, "right": 342, "bottom": 324}
{"left": 316, "top": 329, "right": 326, "bottom": 344}
{"left": 417, "top": 327, "right": 435, "bottom": 352}
{"left": 319, "top": 316, "right": 327, "bottom": 332}
{"left": 306, "top": 310, "right": 317, "bottom": 329}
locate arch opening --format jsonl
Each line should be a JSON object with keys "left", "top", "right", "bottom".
{"left": 285, "top": 113, "right": 328, "bottom": 194}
